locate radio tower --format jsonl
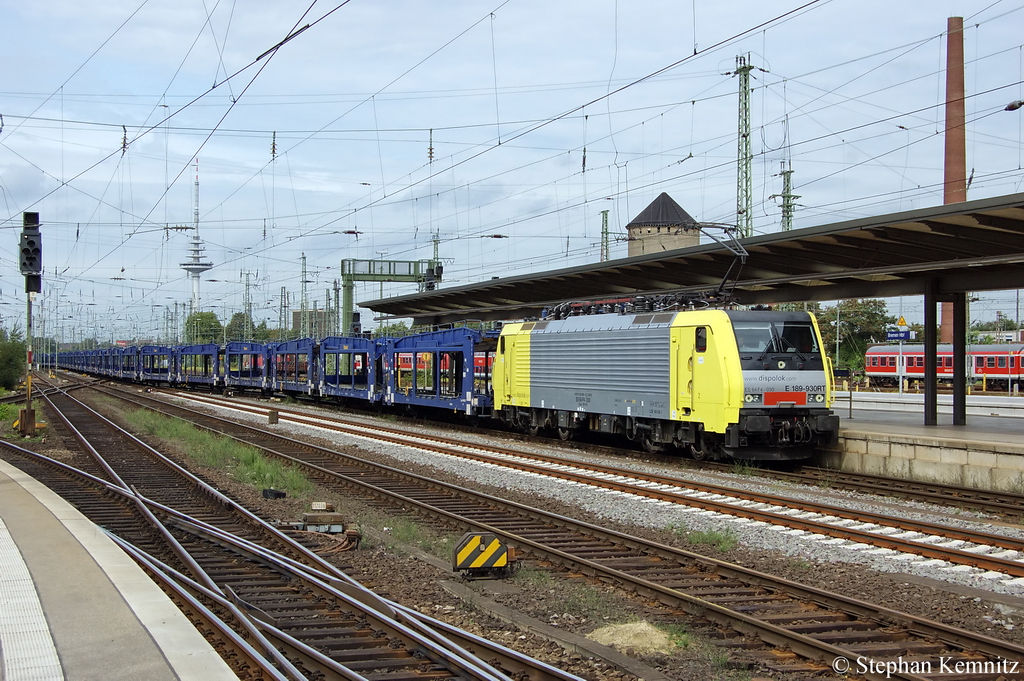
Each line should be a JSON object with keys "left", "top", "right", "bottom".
{"left": 180, "top": 159, "right": 214, "bottom": 315}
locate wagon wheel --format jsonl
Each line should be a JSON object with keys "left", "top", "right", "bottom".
{"left": 527, "top": 425, "right": 542, "bottom": 437}
{"left": 689, "top": 442, "right": 708, "bottom": 460}
{"left": 690, "top": 433, "right": 710, "bottom": 460}
{"left": 691, "top": 431, "right": 723, "bottom": 460}
{"left": 642, "top": 434, "right": 666, "bottom": 454}
{"left": 557, "top": 426, "right": 574, "bottom": 441}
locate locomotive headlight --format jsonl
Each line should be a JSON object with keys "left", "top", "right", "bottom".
{"left": 811, "top": 393, "right": 825, "bottom": 403}
{"left": 744, "top": 393, "right": 762, "bottom": 403}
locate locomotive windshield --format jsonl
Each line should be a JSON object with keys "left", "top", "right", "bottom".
{"left": 733, "top": 320, "right": 819, "bottom": 355}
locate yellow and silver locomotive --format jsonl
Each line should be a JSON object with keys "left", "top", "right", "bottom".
{"left": 492, "top": 308, "right": 838, "bottom": 460}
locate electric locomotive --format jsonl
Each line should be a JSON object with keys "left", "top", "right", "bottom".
{"left": 492, "top": 308, "right": 838, "bottom": 460}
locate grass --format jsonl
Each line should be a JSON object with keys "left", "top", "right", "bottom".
{"left": 669, "top": 525, "right": 739, "bottom": 552}
{"left": 0, "top": 402, "right": 18, "bottom": 421}
{"left": 666, "top": 522, "right": 740, "bottom": 552}
{"left": 1, "top": 400, "right": 47, "bottom": 440}
{"left": 381, "top": 516, "right": 456, "bottom": 558}
{"left": 512, "top": 566, "right": 554, "bottom": 589}
{"left": 729, "top": 459, "right": 761, "bottom": 477}
{"left": 512, "top": 568, "right": 622, "bottom": 622}
{"left": 124, "top": 408, "right": 315, "bottom": 498}
{"left": 657, "top": 622, "right": 693, "bottom": 648}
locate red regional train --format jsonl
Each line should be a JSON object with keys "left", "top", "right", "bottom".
{"left": 864, "top": 343, "right": 1024, "bottom": 390}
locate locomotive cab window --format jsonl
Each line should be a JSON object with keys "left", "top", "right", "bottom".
{"left": 695, "top": 327, "right": 707, "bottom": 353}
{"left": 732, "top": 320, "right": 818, "bottom": 356}
{"left": 777, "top": 321, "right": 818, "bottom": 354}
{"left": 732, "top": 323, "right": 769, "bottom": 353}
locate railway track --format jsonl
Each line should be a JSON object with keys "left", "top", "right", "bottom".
{"left": 14, "top": 384, "right": 576, "bottom": 681}
{"left": 513, "top": 428, "right": 1024, "bottom": 521}
{"left": 84, "top": 383, "right": 1024, "bottom": 680}
{"left": 54, "top": 371, "right": 1024, "bottom": 520}
{"left": 708, "top": 463, "right": 1024, "bottom": 519}
{"left": 152, "top": 388, "right": 1024, "bottom": 583}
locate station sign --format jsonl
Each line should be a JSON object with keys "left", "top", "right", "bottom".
{"left": 886, "top": 330, "right": 911, "bottom": 341}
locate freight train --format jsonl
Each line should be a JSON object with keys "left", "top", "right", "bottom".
{"left": 864, "top": 343, "right": 1024, "bottom": 391}
{"left": 50, "top": 308, "right": 839, "bottom": 461}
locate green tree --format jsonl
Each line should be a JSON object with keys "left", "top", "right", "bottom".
{"left": 376, "top": 320, "right": 410, "bottom": 338}
{"left": 971, "top": 317, "right": 1018, "bottom": 343}
{"left": 0, "top": 329, "right": 26, "bottom": 390}
{"left": 253, "top": 320, "right": 271, "bottom": 342}
{"left": 183, "top": 311, "right": 222, "bottom": 345}
{"left": 224, "top": 312, "right": 254, "bottom": 342}
{"left": 817, "top": 299, "right": 896, "bottom": 371}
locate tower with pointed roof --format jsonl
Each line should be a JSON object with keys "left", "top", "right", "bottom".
{"left": 625, "top": 193, "right": 699, "bottom": 256}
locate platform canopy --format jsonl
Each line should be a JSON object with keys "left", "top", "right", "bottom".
{"left": 363, "top": 192, "right": 1024, "bottom": 326}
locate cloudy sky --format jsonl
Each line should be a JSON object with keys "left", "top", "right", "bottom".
{"left": 1, "top": 0, "right": 1022, "bottom": 340}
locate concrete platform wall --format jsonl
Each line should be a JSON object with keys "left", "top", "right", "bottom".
{"left": 819, "top": 431, "right": 1024, "bottom": 493}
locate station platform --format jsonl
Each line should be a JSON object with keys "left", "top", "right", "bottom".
{"left": 833, "top": 397, "right": 1024, "bottom": 442}
{"left": 821, "top": 396, "right": 1024, "bottom": 491}
{"left": 0, "top": 458, "right": 235, "bottom": 681}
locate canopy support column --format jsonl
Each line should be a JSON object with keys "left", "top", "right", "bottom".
{"left": 952, "top": 291, "right": 967, "bottom": 426}
{"left": 924, "top": 282, "right": 938, "bottom": 425}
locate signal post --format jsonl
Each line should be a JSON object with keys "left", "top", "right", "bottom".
{"left": 19, "top": 212, "right": 42, "bottom": 437}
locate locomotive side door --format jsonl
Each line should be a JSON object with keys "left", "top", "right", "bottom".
{"left": 690, "top": 325, "right": 729, "bottom": 433}
{"left": 690, "top": 326, "right": 715, "bottom": 417}
{"left": 674, "top": 326, "right": 695, "bottom": 415}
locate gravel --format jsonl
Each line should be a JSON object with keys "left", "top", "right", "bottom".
{"left": 66, "top": 388, "right": 1024, "bottom": 670}
{"left": 190, "top": 394, "right": 1024, "bottom": 601}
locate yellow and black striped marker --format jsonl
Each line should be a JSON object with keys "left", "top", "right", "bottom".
{"left": 453, "top": 532, "right": 511, "bottom": 573}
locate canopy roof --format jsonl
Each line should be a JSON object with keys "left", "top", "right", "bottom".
{"left": 363, "top": 192, "right": 1024, "bottom": 326}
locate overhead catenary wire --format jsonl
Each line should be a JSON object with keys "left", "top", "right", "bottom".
{"left": 5, "top": 1, "right": 1024, "bottom": 335}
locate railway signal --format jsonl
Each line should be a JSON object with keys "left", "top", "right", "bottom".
{"left": 19, "top": 212, "right": 42, "bottom": 293}
{"left": 18, "top": 212, "right": 41, "bottom": 436}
